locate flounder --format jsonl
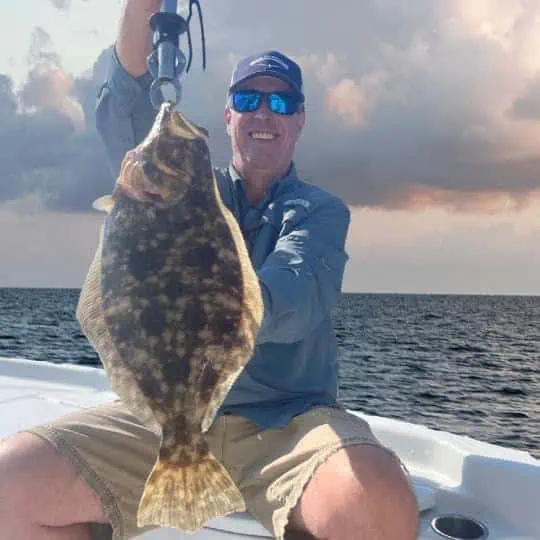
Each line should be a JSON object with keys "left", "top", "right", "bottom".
{"left": 76, "top": 102, "right": 263, "bottom": 532}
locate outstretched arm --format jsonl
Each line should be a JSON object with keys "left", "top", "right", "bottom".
{"left": 257, "top": 197, "right": 351, "bottom": 344}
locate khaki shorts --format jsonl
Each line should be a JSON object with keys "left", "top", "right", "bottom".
{"left": 28, "top": 400, "right": 398, "bottom": 539}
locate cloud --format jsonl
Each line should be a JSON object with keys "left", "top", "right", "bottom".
{"left": 343, "top": 200, "right": 540, "bottom": 293}
{"left": 0, "top": 27, "right": 112, "bottom": 211}
{"left": 511, "top": 73, "right": 540, "bottom": 120}
{"left": 48, "top": 0, "right": 71, "bottom": 10}
{"left": 47, "top": 0, "right": 98, "bottom": 12}
{"left": 178, "top": 0, "right": 540, "bottom": 211}
{"left": 27, "top": 26, "right": 62, "bottom": 67}
{"left": 0, "top": 75, "right": 17, "bottom": 118}
{"left": 20, "top": 27, "right": 86, "bottom": 130}
{"left": 4, "top": 0, "right": 540, "bottom": 213}
{"left": 20, "top": 66, "right": 86, "bottom": 131}
{"left": 326, "top": 78, "right": 370, "bottom": 128}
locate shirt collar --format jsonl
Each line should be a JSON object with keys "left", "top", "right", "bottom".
{"left": 228, "top": 162, "right": 299, "bottom": 209}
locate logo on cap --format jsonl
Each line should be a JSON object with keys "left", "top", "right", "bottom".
{"left": 250, "top": 54, "right": 290, "bottom": 71}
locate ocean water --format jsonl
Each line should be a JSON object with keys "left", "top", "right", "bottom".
{"left": 0, "top": 288, "right": 538, "bottom": 458}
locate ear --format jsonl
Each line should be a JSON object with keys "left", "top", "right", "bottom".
{"left": 224, "top": 106, "right": 232, "bottom": 136}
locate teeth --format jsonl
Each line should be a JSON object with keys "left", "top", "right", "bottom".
{"left": 251, "top": 132, "right": 276, "bottom": 140}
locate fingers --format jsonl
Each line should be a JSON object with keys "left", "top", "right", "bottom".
{"left": 116, "top": 151, "right": 162, "bottom": 203}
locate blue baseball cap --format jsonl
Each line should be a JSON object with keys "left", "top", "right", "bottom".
{"left": 229, "top": 50, "right": 304, "bottom": 100}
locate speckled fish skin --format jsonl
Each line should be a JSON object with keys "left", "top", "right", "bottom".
{"left": 76, "top": 102, "right": 263, "bottom": 532}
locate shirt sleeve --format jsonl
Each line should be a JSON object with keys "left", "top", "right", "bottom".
{"left": 256, "top": 197, "right": 351, "bottom": 344}
{"left": 95, "top": 47, "right": 160, "bottom": 180}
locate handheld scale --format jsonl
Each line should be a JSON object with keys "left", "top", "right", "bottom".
{"left": 147, "top": 0, "right": 206, "bottom": 108}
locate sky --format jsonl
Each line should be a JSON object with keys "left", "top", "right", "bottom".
{"left": 0, "top": 0, "right": 539, "bottom": 294}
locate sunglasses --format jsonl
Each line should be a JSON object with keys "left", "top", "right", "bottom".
{"left": 229, "top": 90, "right": 304, "bottom": 115}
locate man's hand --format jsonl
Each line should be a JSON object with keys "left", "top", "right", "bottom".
{"left": 116, "top": 0, "right": 162, "bottom": 77}
{"left": 115, "top": 149, "right": 163, "bottom": 204}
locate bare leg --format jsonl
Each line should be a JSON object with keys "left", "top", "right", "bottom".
{"left": 287, "top": 445, "right": 418, "bottom": 540}
{"left": 0, "top": 432, "right": 108, "bottom": 540}
{"left": 8, "top": 524, "right": 92, "bottom": 540}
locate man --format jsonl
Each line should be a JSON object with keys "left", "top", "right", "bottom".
{"left": 0, "top": 1, "right": 418, "bottom": 539}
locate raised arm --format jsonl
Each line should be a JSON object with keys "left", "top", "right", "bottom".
{"left": 95, "top": 0, "right": 162, "bottom": 180}
{"left": 116, "top": 0, "right": 161, "bottom": 77}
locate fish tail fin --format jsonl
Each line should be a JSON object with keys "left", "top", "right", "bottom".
{"left": 137, "top": 450, "right": 245, "bottom": 532}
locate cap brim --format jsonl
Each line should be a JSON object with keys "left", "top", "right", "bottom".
{"left": 229, "top": 71, "right": 304, "bottom": 100}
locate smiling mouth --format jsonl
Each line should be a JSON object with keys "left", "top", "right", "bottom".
{"left": 250, "top": 131, "right": 278, "bottom": 140}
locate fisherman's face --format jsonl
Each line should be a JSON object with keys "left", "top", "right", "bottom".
{"left": 224, "top": 75, "right": 305, "bottom": 181}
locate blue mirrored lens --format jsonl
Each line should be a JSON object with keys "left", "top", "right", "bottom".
{"left": 232, "top": 91, "right": 261, "bottom": 113}
{"left": 268, "top": 93, "right": 297, "bottom": 114}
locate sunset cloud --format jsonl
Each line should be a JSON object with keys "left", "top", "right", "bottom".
{"left": 1, "top": 0, "right": 540, "bottom": 291}
{"left": 2, "top": 0, "right": 540, "bottom": 214}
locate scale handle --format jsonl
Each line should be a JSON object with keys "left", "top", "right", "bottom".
{"left": 147, "top": 0, "right": 187, "bottom": 107}
{"left": 147, "top": 0, "right": 206, "bottom": 109}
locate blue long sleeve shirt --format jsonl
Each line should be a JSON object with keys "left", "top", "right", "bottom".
{"left": 95, "top": 50, "right": 351, "bottom": 429}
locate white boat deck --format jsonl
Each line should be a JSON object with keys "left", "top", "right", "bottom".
{"left": 1, "top": 357, "right": 538, "bottom": 539}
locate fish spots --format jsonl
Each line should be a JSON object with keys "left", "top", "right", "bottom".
{"left": 125, "top": 226, "right": 175, "bottom": 281}
{"left": 195, "top": 437, "right": 209, "bottom": 457}
{"left": 176, "top": 414, "right": 188, "bottom": 433}
{"left": 111, "top": 319, "right": 134, "bottom": 344}
{"left": 128, "top": 246, "right": 162, "bottom": 280}
{"left": 138, "top": 367, "right": 163, "bottom": 400}
{"left": 173, "top": 415, "right": 196, "bottom": 450}
{"left": 206, "top": 310, "right": 242, "bottom": 349}
{"left": 172, "top": 449, "right": 196, "bottom": 466}
{"left": 162, "top": 415, "right": 193, "bottom": 457}
{"left": 163, "top": 357, "right": 191, "bottom": 384}
{"left": 139, "top": 302, "right": 166, "bottom": 336}
{"left": 154, "top": 129, "right": 182, "bottom": 162}
{"left": 162, "top": 278, "right": 184, "bottom": 301}
{"left": 184, "top": 300, "right": 207, "bottom": 332}
{"left": 187, "top": 185, "right": 207, "bottom": 208}
{"left": 217, "top": 260, "right": 242, "bottom": 292}
{"left": 183, "top": 245, "right": 217, "bottom": 273}
{"left": 139, "top": 280, "right": 165, "bottom": 301}
{"left": 209, "top": 312, "right": 239, "bottom": 338}
{"left": 192, "top": 140, "right": 211, "bottom": 174}
{"left": 85, "top": 104, "right": 264, "bottom": 528}
{"left": 188, "top": 208, "right": 209, "bottom": 229}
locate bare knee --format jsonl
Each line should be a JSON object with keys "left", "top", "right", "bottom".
{"left": 0, "top": 433, "right": 54, "bottom": 508}
{"left": 346, "top": 445, "right": 418, "bottom": 538}
{"left": 289, "top": 445, "right": 418, "bottom": 540}
{"left": 0, "top": 432, "right": 107, "bottom": 527}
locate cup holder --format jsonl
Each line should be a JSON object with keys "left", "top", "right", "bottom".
{"left": 431, "top": 514, "right": 488, "bottom": 539}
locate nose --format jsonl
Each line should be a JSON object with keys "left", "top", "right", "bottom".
{"left": 253, "top": 96, "right": 272, "bottom": 118}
